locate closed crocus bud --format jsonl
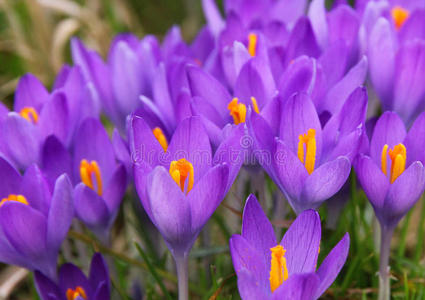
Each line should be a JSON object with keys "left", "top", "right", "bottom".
{"left": 230, "top": 194, "right": 349, "bottom": 300}
{"left": 0, "top": 157, "right": 73, "bottom": 280}
{"left": 35, "top": 253, "right": 110, "bottom": 300}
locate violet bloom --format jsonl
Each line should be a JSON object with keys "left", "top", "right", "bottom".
{"left": 250, "top": 88, "right": 367, "bottom": 214}
{"left": 72, "top": 118, "right": 127, "bottom": 243}
{"left": 0, "top": 68, "right": 98, "bottom": 171}
{"left": 0, "top": 157, "right": 73, "bottom": 279}
{"left": 35, "top": 253, "right": 110, "bottom": 300}
{"left": 131, "top": 116, "right": 244, "bottom": 299}
{"left": 361, "top": 0, "right": 425, "bottom": 124}
{"left": 230, "top": 194, "right": 349, "bottom": 299}
{"left": 355, "top": 111, "right": 425, "bottom": 300}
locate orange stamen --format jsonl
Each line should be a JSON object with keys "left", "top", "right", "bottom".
{"left": 0, "top": 194, "right": 28, "bottom": 207}
{"left": 269, "top": 245, "right": 289, "bottom": 292}
{"left": 392, "top": 6, "right": 409, "bottom": 29}
{"left": 381, "top": 143, "right": 406, "bottom": 183}
{"left": 248, "top": 33, "right": 258, "bottom": 57}
{"left": 152, "top": 127, "right": 168, "bottom": 152}
{"left": 66, "top": 286, "right": 87, "bottom": 300}
{"left": 169, "top": 158, "right": 194, "bottom": 194}
{"left": 297, "top": 129, "right": 317, "bottom": 175}
{"left": 19, "top": 107, "right": 38, "bottom": 124}
{"left": 80, "top": 159, "right": 103, "bottom": 195}
{"left": 227, "top": 98, "right": 247, "bottom": 125}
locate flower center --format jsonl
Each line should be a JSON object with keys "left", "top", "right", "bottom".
{"left": 391, "top": 6, "right": 409, "bottom": 29}
{"left": 66, "top": 286, "right": 87, "bottom": 300}
{"left": 169, "top": 158, "right": 194, "bottom": 194}
{"left": 80, "top": 159, "right": 103, "bottom": 195}
{"left": 152, "top": 127, "right": 168, "bottom": 152}
{"left": 297, "top": 129, "right": 317, "bottom": 175}
{"left": 381, "top": 143, "right": 406, "bottom": 184}
{"left": 269, "top": 245, "right": 289, "bottom": 292}
{"left": 0, "top": 194, "right": 28, "bottom": 207}
{"left": 248, "top": 33, "right": 258, "bottom": 57}
{"left": 19, "top": 107, "right": 38, "bottom": 124}
{"left": 227, "top": 97, "right": 260, "bottom": 125}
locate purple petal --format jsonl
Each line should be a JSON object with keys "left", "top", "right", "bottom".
{"left": 191, "top": 96, "right": 226, "bottom": 129}
{"left": 0, "top": 156, "right": 22, "bottom": 198}
{"left": 34, "top": 271, "right": 62, "bottom": 300}
{"left": 393, "top": 40, "right": 425, "bottom": 124}
{"left": 270, "top": 0, "right": 307, "bottom": 24}
{"left": 370, "top": 112, "right": 406, "bottom": 166}
{"left": 152, "top": 63, "right": 176, "bottom": 128}
{"left": 167, "top": 117, "right": 212, "bottom": 180}
{"left": 300, "top": 157, "right": 351, "bottom": 210}
{"left": 272, "top": 273, "right": 320, "bottom": 300}
{"left": 21, "top": 164, "right": 51, "bottom": 217}
{"left": 327, "top": 4, "right": 360, "bottom": 49}
{"left": 229, "top": 235, "right": 269, "bottom": 291}
{"left": 202, "top": 0, "right": 224, "bottom": 37}
{"left": 236, "top": 269, "right": 269, "bottom": 299}
{"left": 405, "top": 111, "right": 425, "bottom": 165}
{"left": 14, "top": 73, "right": 49, "bottom": 113}
{"left": 368, "top": 18, "right": 396, "bottom": 109}
{"left": 318, "top": 41, "right": 349, "bottom": 89}
{"left": 103, "top": 164, "right": 127, "bottom": 215}
{"left": 146, "top": 166, "right": 192, "bottom": 250}
{"left": 59, "top": 263, "right": 92, "bottom": 297}
{"left": 89, "top": 253, "right": 110, "bottom": 294}
{"left": 46, "top": 174, "right": 73, "bottom": 254}
{"left": 354, "top": 155, "right": 389, "bottom": 211}
{"left": 384, "top": 161, "right": 425, "bottom": 227}
{"left": 314, "top": 233, "right": 350, "bottom": 298}
{"left": 309, "top": 0, "right": 328, "bottom": 49}
{"left": 399, "top": 9, "right": 425, "bottom": 44}
{"left": 38, "top": 92, "right": 69, "bottom": 145}
{"left": 188, "top": 164, "right": 228, "bottom": 231}
{"left": 74, "top": 183, "right": 110, "bottom": 230}
{"left": 93, "top": 282, "right": 110, "bottom": 300}
{"left": 280, "top": 209, "right": 321, "bottom": 274}
{"left": 241, "top": 194, "right": 276, "bottom": 258}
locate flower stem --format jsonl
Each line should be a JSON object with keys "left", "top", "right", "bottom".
{"left": 175, "top": 253, "right": 189, "bottom": 300}
{"left": 378, "top": 226, "right": 394, "bottom": 300}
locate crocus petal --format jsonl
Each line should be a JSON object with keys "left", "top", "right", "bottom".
{"left": 191, "top": 96, "right": 226, "bottom": 129}
{"left": 14, "top": 73, "right": 49, "bottom": 113}
{"left": 74, "top": 183, "right": 110, "bottom": 230}
{"left": 280, "top": 92, "right": 322, "bottom": 157}
{"left": 321, "top": 56, "right": 368, "bottom": 115}
{"left": 393, "top": 40, "right": 425, "bottom": 124}
{"left": 38, "top": 92, "right": 69, "bottom": 145}
{"left": 0, "top": 113, "right": 40, "bottom": 170}
{"left": 384, "top": 161, "right": 425, "bottom": 227}
{"left": 236, "top": 269, "right": 269, "bottom": 300}
{"left": 354, "top": 155, "right": 389, "bottom": 211}
{"left": 188, "top": 163, "right": 228, "bottom": 231}
{"left": 273, "top": 140, "right": 309, "bottom": 210}
{"left": 152, "top": 63, "right": 176, "bottom": 128}
{"left": 187, "top": 66, "right": 232, "bottom": 118}
{"left": 59, "top": 263, "right": 92, "bottom": 297}
{"left": 308, "top": 0, "right": 328, "bottom": 50}
{"left": 280, "top": 209, "right": 321, "bottom": 274}
{"left": 93, "top": 282, "right": 110, "bottom": 300}
{"left": 270, "top": 0, "right": 307, "bottom": 25}
{"left": 46, "top": 174, "right": 73, "bottom": 254}
{"left": 146, "top": 167, "right": 192, "bottom": 250}
{"left": 318, "top": 41, "right": 348, "bottom": 89}
{"left": 0, "top": 156, "right": 22, "bottom": 198}
{"left": 399, "top": 9, "right": 425, "bottom": 46}
{"left": 0, "top": 202, "right": 48, "bottom": 265}
{"left": 89, "top": 253, "right": 110, "bottom": 294}
{"left": 41, "top": 135, "right": 73, "bottom": 188}
{"left": 34, "top": 271, "right": 62, "bottom": 300}
{"left": 112, "top": 129, "right": 131, "bottom": 176}
{"left": 202, "top": 0, "right": 224, "bottom": 37}
{"left": 167, "top": 116, "right": 212, "bottom": 180}
{"left": 21, "top": 164, "right": 51, "bottom": 217}
{"left": 103, "top": 164, "right": 127, "bottom": 215}
{"left": 300, "top": 157, "right": 351, "bottom": 210}
{"left": 368, "top": 18, "right": 396, "bottom": 109}
{"left": 405, "top": 111, "right": 425, "bottom": 165}
{"left": 369, "top": 111, "right": 406, "bottom": 166}
{"left": 271, "top": 273, "right": 320, "bottom": 300}
{"left": 327, "top": 4, "right": 359, "bottom": 49}
{"left": 241, "top": 194, "right": 276, "bottom": 258}
{"left": 229, "top": 235, "right": 269, "bottom": 291}
{"left": 314, "top": 233, "right": 350, "bottom": 299}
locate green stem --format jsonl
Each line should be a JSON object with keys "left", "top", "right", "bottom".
{"left": 378, "top": 225, "right": 394, "bottom": 300}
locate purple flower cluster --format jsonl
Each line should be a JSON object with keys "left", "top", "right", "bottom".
{"left": 0, "top": 0, "right": 424, "bottom": 299}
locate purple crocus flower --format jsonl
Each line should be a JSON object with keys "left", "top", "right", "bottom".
{"left": 0, "top": 157, "right": 73, "bottom": 279}
{"left": 230, "top": 194, "right": 349, "bottom": 299}
{"left": 360, "top": 0, "right": 425, "bottom": 124}
{"left": 131, "top": 116, "right": 244, "bottom": 299}
{"left": 355, "top": 111, "right": 425, "bottom": 299}
{"left": 34, "top": 253, "right": 110, "bottom": 300}
{"left": 72, "top": 118, "right": 127, "bottom": 243}
{"left": 0, "top": 68, "right": 98, "bottom": 171}
{"left": 250, "top": 88, "right": 366, "bottom": 214}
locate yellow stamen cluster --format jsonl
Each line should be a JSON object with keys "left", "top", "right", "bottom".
{"left": 381, "top": 143, "right": 406, "bottom": 183}
{"left": 169, "top": 158, "right": 194, "bottom": 194}
{"left": 269, "top": 245, "right": 289, "bottom": 292}
{"left": 66, "top": 286, "right": 87, "bottom": 300}
{"left": 391, "top": 6, "right": 409, "bottom": 29}
{"left": 152, "top": 127, "right": 168, "bottom": 152}
{"left": 0, "top": 194, "right": 28, "bottom": 207}
{"left": 80, "top": 159, "right": 103, "bottom": 195}
{"left": 228, "top": 98, "right": 247, "bottom": 125}
{"left": 297, "top": 129, "right": 317, "bottom": 175}
{"left": 19, "top": 107, "right": 39, "bottom": 124}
